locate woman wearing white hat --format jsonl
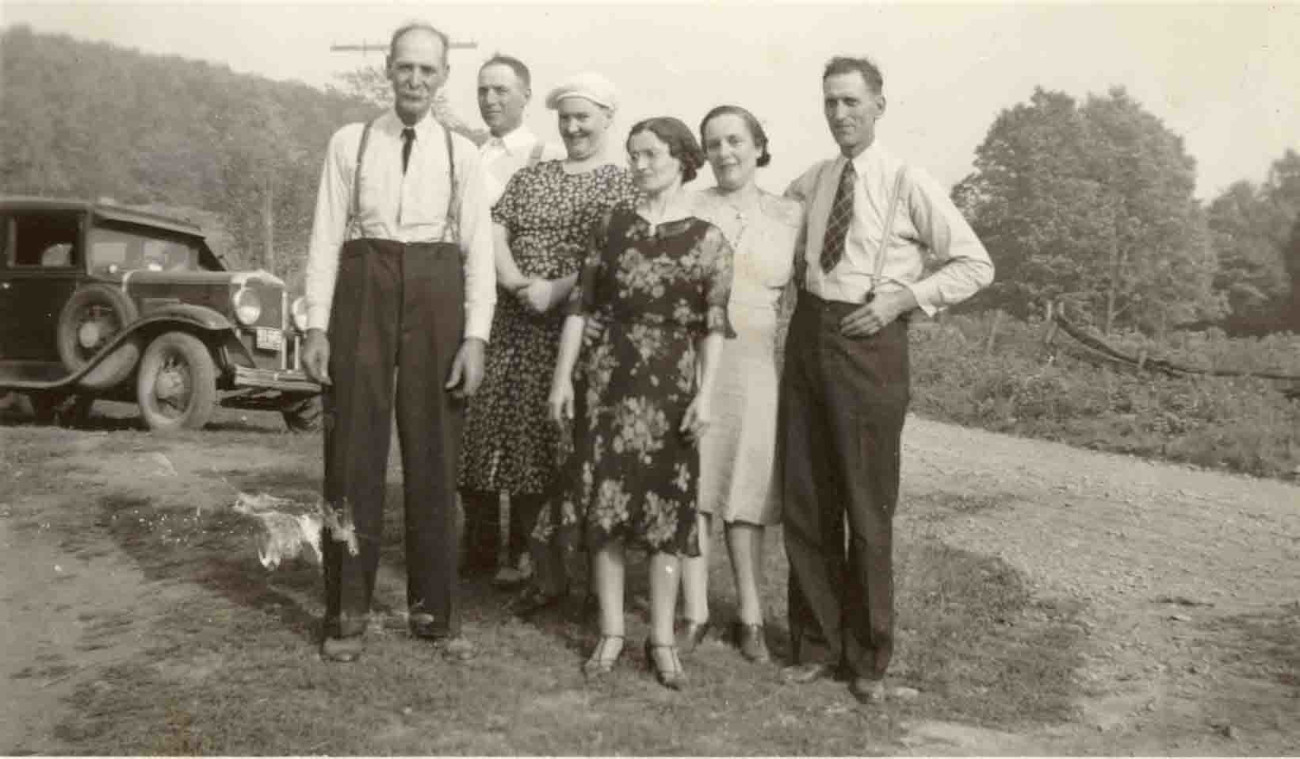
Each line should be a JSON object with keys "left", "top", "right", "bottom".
{"left": 460, "top": 72, "right": 637, "bottom": 617}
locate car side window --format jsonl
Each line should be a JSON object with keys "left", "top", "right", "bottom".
{"left": 12, "top": 212, "right": 80, "bottom": 269}
{"left": 89, "top": 224, "right": 200, "bottom": 274}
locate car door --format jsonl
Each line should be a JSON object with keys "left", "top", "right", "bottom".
{"left": 0, "top": 210, "right": 85, "bottom": 362}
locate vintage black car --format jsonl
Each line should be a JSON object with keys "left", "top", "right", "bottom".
{"left": 0, "top": 197, "right": 321, "bottom": 431}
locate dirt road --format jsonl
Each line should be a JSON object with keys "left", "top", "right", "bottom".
{"left": 1, "top": 412, "right": 1296, "bottom": 754}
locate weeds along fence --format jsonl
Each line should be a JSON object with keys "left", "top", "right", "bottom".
{"left": 909, "top": 310, "right": 1300, "bottom": 481}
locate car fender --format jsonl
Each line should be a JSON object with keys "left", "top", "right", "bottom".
{"left": 128, "top": 303, "right": 234, "bottom": 333}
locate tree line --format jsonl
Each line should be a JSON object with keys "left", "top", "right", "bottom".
{"left": 954, "top": 86, "right": 1300, "bottom": 335}
{"left": 2, "top": 26, "right": 1297, "bottom": 334}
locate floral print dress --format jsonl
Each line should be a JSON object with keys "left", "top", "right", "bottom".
{"left": 459, "top": 162, "right": 637, "bottom": 496}
{"left": 536, "top": 202, "right": 734, "bottom": 556}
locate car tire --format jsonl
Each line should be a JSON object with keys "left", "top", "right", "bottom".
{"left": 56, "top": 284, "right": 142, "bottom": 390}
{"left": 136, "top": 331, "right": 218, "bottom": 432}
{"left": 280, "top": 394, "right": 323, "bottom": 433}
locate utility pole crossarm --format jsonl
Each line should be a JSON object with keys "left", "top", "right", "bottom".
{"left": 330, "top": 41, "right": 479, "bottom": 54}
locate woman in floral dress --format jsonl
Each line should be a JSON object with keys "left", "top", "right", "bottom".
{"left": 459, "top": 73, "right": 636, "bottom": 608}
{"left": 548, "top": 117, "right": 733, "bottom": 690}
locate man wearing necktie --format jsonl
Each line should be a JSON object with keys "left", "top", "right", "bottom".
{"left": 302, "top": 21, "right": 495, "bottom": 663}
{"left": 781, "top": 56, "right": 994, "bottom": 703}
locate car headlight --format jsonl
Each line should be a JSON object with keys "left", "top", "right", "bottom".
{"left": 233, "top": 287, "right": 262, "bottom": 326}
{"left": 290, "top": 296, "right": 309, "bottom": 332}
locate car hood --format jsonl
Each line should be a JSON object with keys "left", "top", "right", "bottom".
{"left": 121, "top": 269, "right": 285, "bottom": 291}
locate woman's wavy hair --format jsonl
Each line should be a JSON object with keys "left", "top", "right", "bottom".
{"left": 627, "top": 117, "right": 706, "bottom": 183}
{"left": 699, "top": 105, "right": 771, "bottom": 168}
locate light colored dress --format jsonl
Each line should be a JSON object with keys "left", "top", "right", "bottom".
{"left": 691, "top": 188, "right": 801, "bottom": 526}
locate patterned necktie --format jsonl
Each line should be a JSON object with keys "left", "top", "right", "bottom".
{"left": 820, "top": 160, "right": 857, "bottom": 272}
{"left": 401, "top": 127, "right": 416, "bottom": 175}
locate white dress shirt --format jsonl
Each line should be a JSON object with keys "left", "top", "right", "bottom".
{"left": 478, "top": 125, "right": 566, "bottom": 206}
{"left": 786, "top": 142, "right": 993, "bottom": 315}
{"left": 304, "top": 109, "right": 496, "bottom": 341}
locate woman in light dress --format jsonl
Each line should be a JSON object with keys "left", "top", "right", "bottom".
{"left": 678, "top": 105, "right": 801, "bottom": 663}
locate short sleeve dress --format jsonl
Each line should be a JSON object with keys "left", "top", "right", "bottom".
{"left": 690, "top": 189, "right": 802, "bottom": 525}
{"left": 534, "top": 203, "right": 734, "bottom": 557}
{"left": 458, "top": 162, "right": 637, "bottom": 496}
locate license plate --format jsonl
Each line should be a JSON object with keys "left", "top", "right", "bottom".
{"left": 255, "top": 327, "right": 283, "bottom": 352}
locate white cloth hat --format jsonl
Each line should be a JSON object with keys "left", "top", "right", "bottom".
{"left": 545, "top": 71, "right": 619, "bottom": 112}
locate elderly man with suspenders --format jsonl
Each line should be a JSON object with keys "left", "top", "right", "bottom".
{"left": 301, "top": 21, "right": 495, "bottom": 663}
{"left": 781, "top": 56, "right": 994, "bottom": 702}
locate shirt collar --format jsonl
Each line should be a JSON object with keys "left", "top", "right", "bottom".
{"left": 490, "top": 125, "right": 536, "bottom": 154}
{"left": 842, "top": 140, "right": 887, "bottom": 176}
{"left": 382, "top": 108, "right": 441, "bottom": 140}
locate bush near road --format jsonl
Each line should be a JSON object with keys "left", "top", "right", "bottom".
{"left": 911, "top": 312, "right": 1300, "bottom": 480}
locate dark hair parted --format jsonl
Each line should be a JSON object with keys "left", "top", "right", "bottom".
{"left": 699, "top": 105, "right": 772, "bottom": 168}
{"left": 388, "top": 21, "right": 451, "bottom": 63}
{"left": 480, "top": 53, "right": 531, "bottom": 90}
{"left": 823, "top": 56, "right": 884, "bottom": 94}
{"left": 628, "top": 117, "right": 706, "bottom": 183}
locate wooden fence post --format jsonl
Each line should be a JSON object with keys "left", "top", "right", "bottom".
{"left": 984, "top": 310, "right": 1004, "bottom": 357}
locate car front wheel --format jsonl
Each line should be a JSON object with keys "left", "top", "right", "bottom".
{"left": 136, "top": 332, "right": 217, "bottom": 432}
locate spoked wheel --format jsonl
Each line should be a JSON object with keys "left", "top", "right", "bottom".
{"left": 56, "top": 284, "right": 141, "bottom": 390}
{"left": 136, "top": 332, "right": 217, "bottom": 432}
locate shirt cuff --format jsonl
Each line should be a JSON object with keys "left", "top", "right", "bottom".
{"left": 464, "top": 305, "right": 493, "bottom": 343}
{"left": 904, "top": 279, "right": 941, "bottom": 317}
{"left": 307, "top": 305, "right": 331, "bottom": 333}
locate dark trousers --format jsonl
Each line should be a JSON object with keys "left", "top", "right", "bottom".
{"left": 780, "top": 290, "right": 909, "bottom": 680}
{"left": 322, "top": 238, "right": 465, "bottom": 639}
{"left": 460, "top": 490, "right": 547, "bottom": 571}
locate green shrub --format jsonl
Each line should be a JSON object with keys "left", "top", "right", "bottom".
{"left": 911, "top": 312, "right": 1300, "bottom": 481}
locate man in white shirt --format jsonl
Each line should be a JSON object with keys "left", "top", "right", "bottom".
{"left": 462, "top": 54, "right": 563, "bottom": 589}
{"left": 780, "top": 56, "right": 994, "bottom": 703}
{"left": 301, "top": 21, "right": 494, "bottom": 664}
{"left": 476, "top": 54, "right": 565, "bottom": 206}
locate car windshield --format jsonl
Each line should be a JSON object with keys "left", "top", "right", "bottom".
{"left": 88, "top": 224, "right": 210, "bottom": 274}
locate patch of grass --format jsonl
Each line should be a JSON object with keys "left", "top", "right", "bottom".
{"left": 893, "top": 541, "right": 1086, "bottom": 728}
{"left": 52, "top": 479, "right": 1086, "bottom": 755}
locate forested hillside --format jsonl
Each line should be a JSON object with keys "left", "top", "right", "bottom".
{"left": 0, "top": 26, "right": 381, "bottom": 285}
{"left": 3, "top": 26, "right": 1296, "bottom": 334}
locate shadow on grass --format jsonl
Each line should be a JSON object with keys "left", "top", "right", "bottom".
{"left": 63, "top": 485, "right": 1090, "bottom": 755}
{"left": 98, "top": 492, "right": 321, "bottom": 645}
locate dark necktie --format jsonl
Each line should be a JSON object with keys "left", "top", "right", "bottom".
{"left": 820, "top": 160, "right": 857, "bottom": 272}
{"left": 401, "top": 127, "right": 416, "bottom": 174}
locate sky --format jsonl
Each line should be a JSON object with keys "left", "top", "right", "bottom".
{"left": 3, "top": 1, "right": 1299, "bottom": 199}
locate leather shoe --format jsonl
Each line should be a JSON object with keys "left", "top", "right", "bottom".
{"left": 408, "top": 612, "right": 445, "bottom": 639}
{"left": 505, "top": 585, "right": 566, "bottom": 618}
{"left": 320, "top": 636, "right": 363, "bottom": 663}
{"left": 679, "top": 619, "right": 712, "bottom": 655}
{"left": 735, "top": 622, "right": 771, "bottom": 663}
{"left": 780, "top": 661, "right": 838, "bottom": 684}
{"left": 849, "top": 677, "right": 886, "bottom": 704}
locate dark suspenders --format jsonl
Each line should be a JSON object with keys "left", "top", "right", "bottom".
{"left": 348, "top": 118, "right": 459, "bottom": 244}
